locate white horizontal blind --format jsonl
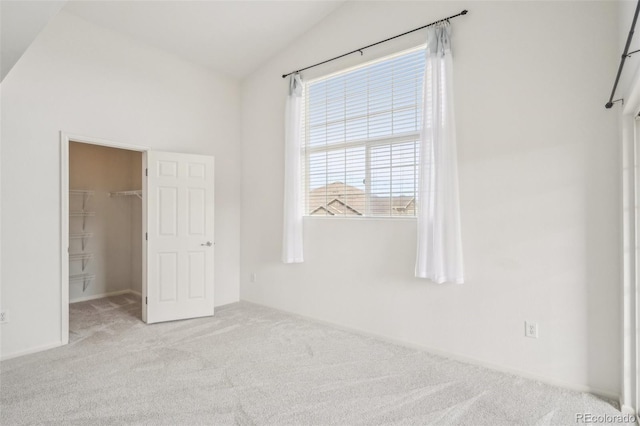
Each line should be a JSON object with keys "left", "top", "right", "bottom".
{"left": 302, "top": 47, "right": 425, "bottom": 217}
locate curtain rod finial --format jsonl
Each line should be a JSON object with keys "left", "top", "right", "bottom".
{"left": 605, "top": 102, "right": 614, "bottom": 109}
{"left": 461, "top": 10, "right": 468, "bottom": 15}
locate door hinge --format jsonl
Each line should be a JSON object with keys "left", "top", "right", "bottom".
{"left": 145, "top": 168, "right": 148, "bottom": 176}
{"left": 145, "top": 297, "right": 148, "bottom": 305}
{"left": 145, "top": 232, "right": 148, "bottom": 241}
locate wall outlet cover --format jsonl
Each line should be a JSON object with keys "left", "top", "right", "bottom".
{"left": 525, "top": 321, "right": 538, "bottom": 338}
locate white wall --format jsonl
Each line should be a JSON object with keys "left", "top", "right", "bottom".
{"left": 241, "top": 1, "right": 620, "bottom": 396}
{"left": 69, "top": 142, "right": 141, "bottom": 301}
{"left": 0, "top": 11, "right": 241, "bottom": 358}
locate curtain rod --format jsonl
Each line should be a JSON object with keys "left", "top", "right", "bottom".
{"left": 281, "top": 9, "right": 468, "bottom": 79}
{"left": 606, "top": 0, "right": 640, "bottom": 109}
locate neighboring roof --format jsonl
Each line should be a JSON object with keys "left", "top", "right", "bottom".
{"left": 392, "top": 197, "right": 415, "bottom": 213}
{"left": 308, "top": 182, "right": 366, "bottom": 216}
{"left": 308, "top": 182, "right": 415, "bottom": 217}
{"left": 309, "top": 205, "right": 334, "bottom": 216}
{"left": 327, "top": 198, "right": 362, "bottom": 216}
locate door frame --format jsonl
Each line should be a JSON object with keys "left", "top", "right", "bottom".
{"left": 621, "top": 72, "right": 640, "bottom": 415}
{"left": 59, "top": 132, "right": 148, "bottom": 344}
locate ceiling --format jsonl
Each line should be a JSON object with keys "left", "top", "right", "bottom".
{"left": 62, "top": 0, "right": 346, "bottom": 78}
{"left": 1, "top": 1, "right": 67, "bottom": 81}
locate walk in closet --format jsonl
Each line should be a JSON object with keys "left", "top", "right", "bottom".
{"left": 68, "top": 142, "right": 143, "bottom": 303}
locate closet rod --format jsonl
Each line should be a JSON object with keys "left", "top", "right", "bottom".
{"left": 281, "top": 9, "right": 468, "bottom": 79}
{"left": 606, "top": 0, "right": 640, "bottom": 108}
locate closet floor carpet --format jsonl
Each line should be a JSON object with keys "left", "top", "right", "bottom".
{"left": 0, "top": 295, "right": 631, "bottom": 425}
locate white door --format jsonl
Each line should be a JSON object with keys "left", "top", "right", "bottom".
{"left": 144, "top": 151, "right": 215, "bottom": 324}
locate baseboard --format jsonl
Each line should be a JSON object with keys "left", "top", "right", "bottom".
{"left": 3, "top": 291, "right": 142, "bottom": 361}
{"left": 70, "top": 289, "right": 140, "bottom": 304}
{"left": 241, "top": 299, "right": 620, "bottom": 402}
{"left": 620, "top": 402, "right": 636, "bottom": 416}
{"left": 0, "top": 340, "right": 63, "bottom": 361}
{"left": 214, "top": 300, "right": 241, "bottom": 310}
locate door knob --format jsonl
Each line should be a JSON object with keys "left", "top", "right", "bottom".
{"left": 201, "top": 241, "right": 213, "bottom": 247}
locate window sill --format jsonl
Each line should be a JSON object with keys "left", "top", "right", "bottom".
{"left": 303, "top": 215, "right": 417, "bottom": 221}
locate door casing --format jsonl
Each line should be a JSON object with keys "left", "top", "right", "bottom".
{"left": 620, "top": 76, "right": 640, "bottom": 415}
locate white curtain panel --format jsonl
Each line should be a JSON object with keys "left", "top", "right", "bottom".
{"left": 415, "top": 22, "right": 464, "bottom": 283}
{"left": 282, "top": 73, "right": 304, "bottom": 263}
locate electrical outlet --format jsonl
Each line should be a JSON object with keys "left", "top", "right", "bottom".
{"left": 525, "top": 321, "right": 538, "bottom": 338}
{"left": 0, "top": 311, "right": 8, "bottom": 324}
{"left": 250, "top": 272, "right": 257, "bottom": 283}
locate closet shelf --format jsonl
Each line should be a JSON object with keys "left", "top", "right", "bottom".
{"left": 109, "top": 190, "right": 142, "bottom": 200}
{"left": 69, "top": 273, "right": 95, "bottom": 281}
{"left": 70, "top": 253, "right": 93, "bottom": 270}
{"left": 69, "top": 232, "right": 93, "bottom": 239}
{"left": 69, "top": 188, "right": 94, "bottom": 291}
{"left": 70, "top": 232, "right": 92, "bottom": 250}
{"left": 69, "top": 273, "right": 95, "bottom": 292}
{"left": 70, "top": 190, "right": 93, "bottom": 211}
{"left": 69, "top": 253, "right": 93, "bottom": 261}
{"left": 69, "top": 190, "right": 94, "bottom": 197}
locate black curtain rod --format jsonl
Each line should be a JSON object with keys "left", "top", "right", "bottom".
{"left": 606, "top": 0, "right": 640, "bottom": 109}
{"left": 281, "top": 9, "right": 468, "bottom": 79}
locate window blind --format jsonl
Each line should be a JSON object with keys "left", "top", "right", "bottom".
{"left": 302, "top": 47, "right": 425, "bottom": 217}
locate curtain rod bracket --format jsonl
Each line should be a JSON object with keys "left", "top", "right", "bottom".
{"left": 605, "top": 99, "right": 624, "bottom": 109}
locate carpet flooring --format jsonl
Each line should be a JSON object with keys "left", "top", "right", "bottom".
{"left": 0, "top": 295, "right": 632, "bottom": 425}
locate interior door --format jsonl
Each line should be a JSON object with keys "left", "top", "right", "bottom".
{"left": 144, "top": 151, "right": 215, "bottom": 324}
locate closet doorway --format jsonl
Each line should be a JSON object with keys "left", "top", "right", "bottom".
{"left": 60, "top": 133, "right": 216, "bottom": 345}
{"left": 68, "top": 141, "right": 143, "bottom": 337}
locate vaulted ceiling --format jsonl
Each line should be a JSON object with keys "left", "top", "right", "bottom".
{"left": 1, "top": 1, "right": 67, "bottom": 81}
{"left": 1, "top": 0, "right": 345, "bottom": 82}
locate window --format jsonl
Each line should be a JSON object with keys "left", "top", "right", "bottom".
{"left": 302, "top": 47, "right": 425, "bottom": 217}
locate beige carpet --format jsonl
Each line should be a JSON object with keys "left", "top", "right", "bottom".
{"left": 0, "top": 295, "right": 631, "bottom": 425}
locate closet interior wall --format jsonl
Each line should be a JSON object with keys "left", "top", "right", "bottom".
{"left": 69, "top": 142, "right": 142, "bottom": 302}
